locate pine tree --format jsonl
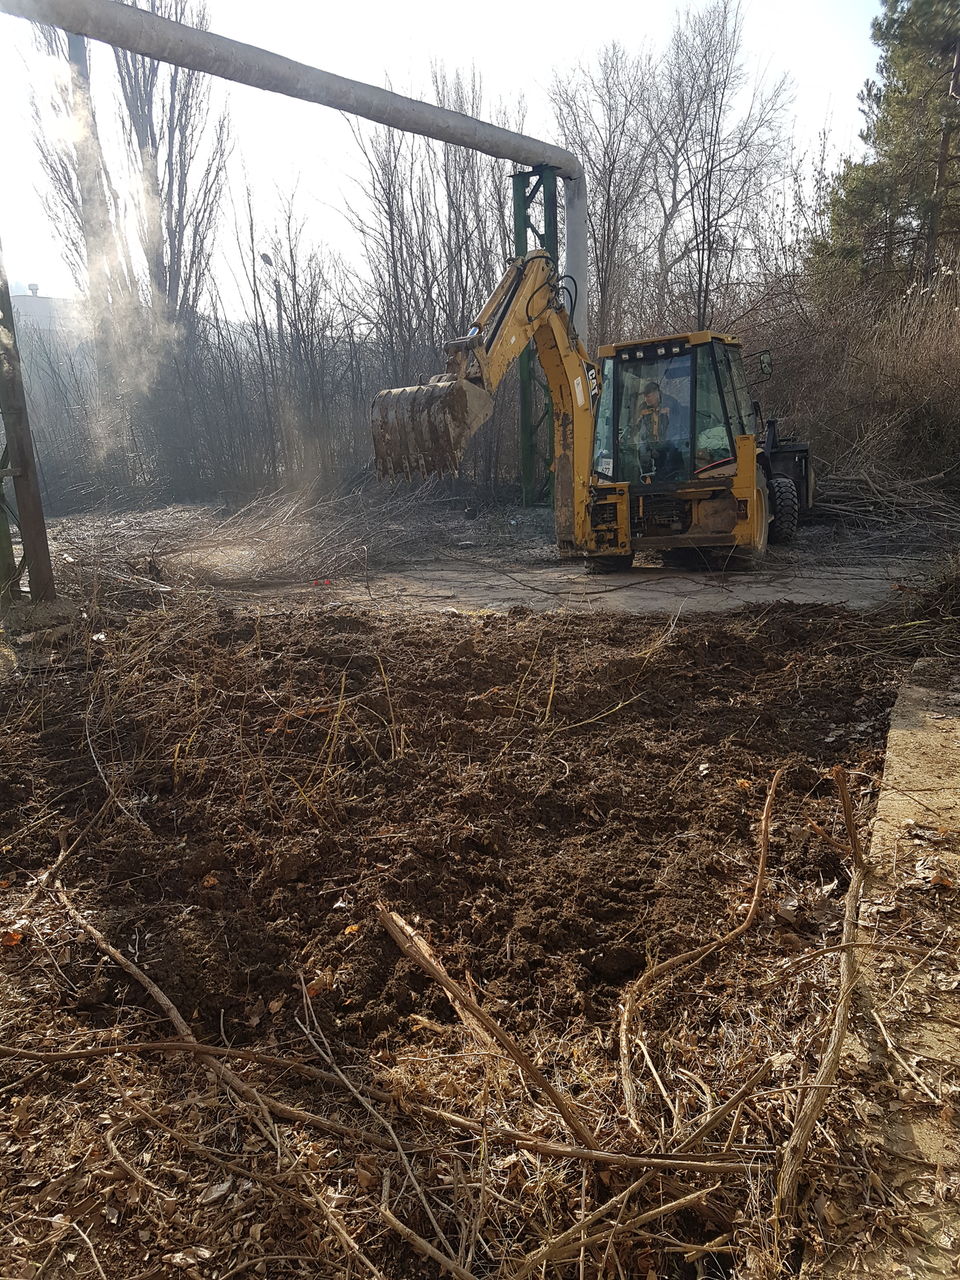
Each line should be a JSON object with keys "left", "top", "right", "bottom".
{"left": 815, "top": 0, "right": 959, "bottom": 292}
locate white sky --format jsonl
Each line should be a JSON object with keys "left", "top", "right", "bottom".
{"left": 0, "top": 0, "right": 881, "bottom": 299}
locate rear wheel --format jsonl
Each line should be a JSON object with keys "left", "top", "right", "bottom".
{"left": 585, "top": 553, "right": 634, "bottom": 574}
{"left": 769, "top": 476, "right": 799, "bottom": 543}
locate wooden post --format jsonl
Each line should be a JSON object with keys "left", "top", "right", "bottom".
{"left": 0, "top": 445, "right": 22, "bottom": 605}
{"left": 0, "top": 239, "right": 56, "bottom": 602}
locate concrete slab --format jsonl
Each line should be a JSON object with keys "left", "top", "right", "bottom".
{"left": 333, "top": 554, "right": 920, "bottom": 616}
{"left": 812, "top": 660, "right": 960, "bottom": 1278}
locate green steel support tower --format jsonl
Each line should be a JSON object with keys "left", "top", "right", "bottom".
{"left": 512, "top": 166, "right": 559, "bottom": 506}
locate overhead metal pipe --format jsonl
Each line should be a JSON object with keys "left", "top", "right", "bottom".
{"left": 0, "top": 0, "right": 590, "bottom": 327}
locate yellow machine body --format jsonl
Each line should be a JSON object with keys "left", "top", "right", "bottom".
{"left": 372, "top": 253, "right": 796, "bottom": 566}
{"left": 586, "top": 331, "right": 774, "bottom": 564}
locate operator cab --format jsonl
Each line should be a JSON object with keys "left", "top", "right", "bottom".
{"left": 592, "top": 333, "right": 758, "bottom": 489}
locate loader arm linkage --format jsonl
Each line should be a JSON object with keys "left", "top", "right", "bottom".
{"left": 371, "top": 251, "right": 600, "bottom": 550}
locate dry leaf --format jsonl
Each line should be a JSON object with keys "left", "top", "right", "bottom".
{"left": 305, "top": 969, "right": 335, "bottom": 997}
{"left": 199, "top": 1176, "right": 233, "bottom": 1205}
{"left": 164, "top": 1248, "right": 213, "bottom": 1267}
{"left": 355, "top": 1157, "right": 380, "bottom": 1191}
{"left": 1, "top": 930, "right": 23, "bottom": 947}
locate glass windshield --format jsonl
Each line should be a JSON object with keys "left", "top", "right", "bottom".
{"left": 615, "top": 353, "right": 692, "bottom": 483}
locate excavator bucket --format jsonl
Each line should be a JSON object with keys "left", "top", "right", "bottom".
{"left": 372, "top": 378, "right": 494, "bottom": 478}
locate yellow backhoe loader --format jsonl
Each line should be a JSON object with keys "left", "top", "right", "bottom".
{"left": 372, "top": 250, "right": 813, "bottom": 570}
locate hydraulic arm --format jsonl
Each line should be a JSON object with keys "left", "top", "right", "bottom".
{"left": 371, "top": 251, "right": 599, "bottom": 550}
{"left": 372, "top": 252, "right": 809, "bottom": 569}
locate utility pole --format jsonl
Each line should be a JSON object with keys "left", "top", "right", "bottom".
{"left": 0, "top": 239, "right": 56, "bottom": 603}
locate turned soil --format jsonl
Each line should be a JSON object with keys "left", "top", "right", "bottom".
{"left": 0, "top": 598, "right": 918, "bottom": 1278}
{"left": 2, "top": 604, "right": 896, "bottom": 1046}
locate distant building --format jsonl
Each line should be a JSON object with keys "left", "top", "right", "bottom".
{"left": 8, "top": 287, "right": 96, "bottom": 508}
{"left": 11, "top": 286, "right": 89, "bottom": 348}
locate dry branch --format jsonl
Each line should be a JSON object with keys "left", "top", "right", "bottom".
{"left": 380, "top": 1183, "right": 479, "bottom": 1280}
{"left": 620, "top": 769, "right": 783, "bottom": 1127}
{"left": 675, "top": 1061, "right": 772, "bottom": 1151}
{"left": 399, "top": 1103, "right": 762, "bottom": 1173}
{"left": 510, "top": 1181, "right": 721, "bottom": 1280}
{"left": 0, "top": 1038, "right": 756, "bottom": 1171}
{"left": 125, "top": 1095, "right": 387, "bottom": 1280}
{"left": 54, "top": 887, "right": 386, "bottom": 1137}
{"left": 19, "top": 799, "right": 112, "bottom": 911}
{"left": 772, "top": 767, "right": 868, "bottom": 1228}
{"left": 377, "top": 902, "right": 598, "bottom": 1149}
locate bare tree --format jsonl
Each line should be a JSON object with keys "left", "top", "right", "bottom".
{"left": 113, "top": 0, "right": 230, "bottom": 322}
{"left": 551, "top": 4, "right": 790, "bottom": 339}
{"left": 32, "top": 25, "right": 138, "bottom": 441}
{"left": 551, "top": 45, "right": 657, "bottom": 344}
{"left": 659, "top": 0, "right": 789, "bottom": 328}
{"left": 341, "top": 71, "right": 520, "bottom": 483}
{"left": 33, "top": 27, "right": 136, "bottom": 307}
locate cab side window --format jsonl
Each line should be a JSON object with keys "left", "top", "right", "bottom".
{"left": 695, "top": 347, "right": 735, "bottom": 469}
{"left": 728, "top": 351, "right": 755, "bottom": 433}
{"left": 713, "top": 341, "right": 751, "bottom": 435}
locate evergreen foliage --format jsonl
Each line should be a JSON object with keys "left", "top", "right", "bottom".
{"left": 815, "top": 0, "right": 959, "bottom": 292}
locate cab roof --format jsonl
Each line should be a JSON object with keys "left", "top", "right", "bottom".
{"left": 596, "top": 331, "right": 740, "bottom": 358}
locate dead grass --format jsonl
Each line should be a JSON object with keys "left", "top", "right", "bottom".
{"left": 42, "top": 479, "right": 468, "bottom": 610}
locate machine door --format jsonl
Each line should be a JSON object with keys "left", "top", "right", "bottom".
{"left": 694, "top": 344, "right": 737, "bottom": 477}
{"left": 713, "top": 340, "right": 754, "bottom": 435}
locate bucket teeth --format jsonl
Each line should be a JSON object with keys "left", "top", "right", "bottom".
{"left": 372, "top": 379, "right": 494, "bottom": 479}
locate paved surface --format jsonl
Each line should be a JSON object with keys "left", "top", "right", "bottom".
{"left": 335, "top": 552, "right": 925, "bottom": 616}
{"left": 819, "top": 660, "right": 960, "bottom": 1278}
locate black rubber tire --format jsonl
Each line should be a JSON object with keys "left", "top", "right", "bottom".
{"left": 769, "top": 476, "right": 800, "bottom": 544}
{"left": 585, "top": 553, "right": 634, "bottom": 574}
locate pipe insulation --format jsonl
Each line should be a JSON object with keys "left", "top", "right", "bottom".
{"left": 0, "top": 0, "right": 590, "bottom": 324}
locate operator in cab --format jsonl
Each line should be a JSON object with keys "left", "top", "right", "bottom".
{"left": 620, "top": 380, "right": 686, "bottom": 482}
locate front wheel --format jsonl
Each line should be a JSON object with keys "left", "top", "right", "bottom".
{"left": 585, "top": 553, "right": 634, "bottom": 575}
{"left": 725, "top": 469, "right": 769, "bottom": 570}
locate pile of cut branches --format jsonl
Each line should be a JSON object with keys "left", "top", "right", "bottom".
{"left": 43, "top": 480, "right": 461, "bottom": 607}
{"left": 814, "top": 468, "right": 960, "bottom": 555}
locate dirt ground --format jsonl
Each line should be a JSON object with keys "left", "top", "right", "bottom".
{"left": 0, "top": 587, "right": 930, "bottom": 1276}
{"left": 326, "top": 544, "right": 918, "bottom": 616}
{"left": 42, "top": 495, "right": 938, "bottom": 618}
{"left": 0, "top": 496, "right": 957, "bottom": 1279}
